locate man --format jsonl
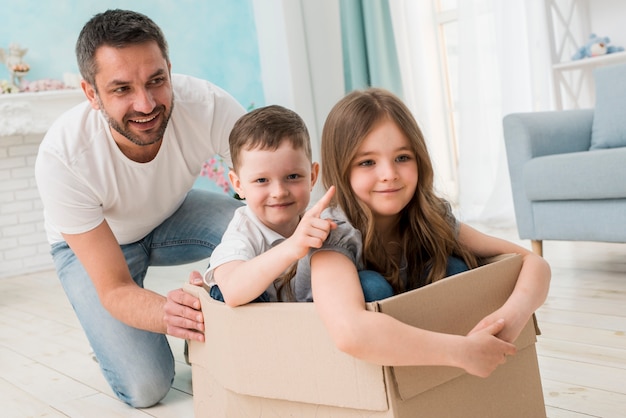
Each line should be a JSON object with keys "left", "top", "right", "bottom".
{"left": 35, "top": 9, "right": 245, "bottom": 407}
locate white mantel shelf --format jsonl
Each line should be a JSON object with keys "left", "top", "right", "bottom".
{"left": 0, "top": 89, "right": 85, "bottom": 136}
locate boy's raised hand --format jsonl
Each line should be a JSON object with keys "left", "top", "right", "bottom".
{"left": 287, "top": 186, "right": 337, "bottom": 260}
{"left": 306, "top": 185, "right": 336, "bottom": 219}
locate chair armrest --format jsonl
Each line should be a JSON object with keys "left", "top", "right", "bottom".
{"left": 503, "top": 109, "right": 594, "bottom": 160}
{"left": 502, "top": 109, "right": 593, "bottom": 239}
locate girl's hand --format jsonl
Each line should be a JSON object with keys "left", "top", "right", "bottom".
{"left": 468, "top": 305, "right": 527, "bottom": 344}
{"left": 458, "top": 319, "right": 517, "bottom": 377}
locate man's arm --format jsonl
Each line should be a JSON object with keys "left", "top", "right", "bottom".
{"left": 63, "top": 221, "right": 204, "bottom": 338}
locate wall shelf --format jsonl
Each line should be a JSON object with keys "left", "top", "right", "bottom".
{"left": 545, "top": 0, "right": 626, "bottom": 109}
{"left": 553, "top": 50, "right": 626, "bottom": 71}
{"left": 551, "top": 50, "right": 626, "bottom": 109}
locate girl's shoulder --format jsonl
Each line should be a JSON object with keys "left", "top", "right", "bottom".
{"left": 318, "top": 207, "right": 363, "bottom": 266}
{"left": 322, "top": 206, "right": 350, "bottom": 225}
{"left": 322, "top": 207, "right": 361, "bottom": 238}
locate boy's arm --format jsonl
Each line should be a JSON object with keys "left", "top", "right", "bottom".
{"left": 458, "top": 223, "right": 551, "bottom": 343}
{"left": 213, "top": 243, "right": 301, "bottom": 306}
{"left": 214, "top": 187, "right": 336, "bottom": 306}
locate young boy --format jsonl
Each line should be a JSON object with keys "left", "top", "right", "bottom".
{"left": 204, "top": 105, "right": 337, "bottom": 306}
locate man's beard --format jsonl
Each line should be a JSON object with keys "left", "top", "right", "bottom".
{"left": 98, "top": 96, "right": 174, "bottom": 147}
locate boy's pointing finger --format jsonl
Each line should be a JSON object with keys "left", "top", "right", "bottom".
{"left": 305, "top": 186, "right": 336, "bottom": 218}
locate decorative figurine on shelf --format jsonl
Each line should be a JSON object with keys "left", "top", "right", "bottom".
{"left": 0, "top": 43, "right": 30, "bottom": 87}
{"left": 572, "top": 33, "right": 625, "bottom": 61}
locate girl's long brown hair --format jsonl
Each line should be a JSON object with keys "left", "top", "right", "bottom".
{"left": 321, "top": 88, "right": 477, "bottom": 293}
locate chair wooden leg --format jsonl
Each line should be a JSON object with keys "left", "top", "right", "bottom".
{"left": 531, "top": 240, "right": 543, "bottom": 257}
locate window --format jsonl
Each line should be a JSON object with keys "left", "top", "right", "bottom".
{"left": 434, "top": 0, "right": 460, "bottom": 175}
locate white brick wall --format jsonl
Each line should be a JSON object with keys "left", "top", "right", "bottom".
{"left": 0, "top": 132, "right": 53, "bottom": 277}
{"left": 0, "top": 90, "right": 85, "bottom": 278}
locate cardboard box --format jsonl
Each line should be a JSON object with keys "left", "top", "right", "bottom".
{"left": 185, "top": 254, "right": 546, "bottom": 417}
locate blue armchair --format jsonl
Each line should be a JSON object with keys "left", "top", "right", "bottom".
{"left": 503, "top": 63, "right": 626, "bottom": 256}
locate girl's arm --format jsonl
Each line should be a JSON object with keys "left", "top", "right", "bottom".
{"left": 311, "top": 250, "right": 517, "bottom": 377}
{"left": 457, "top": 223, "right": 551, "bottom": 343}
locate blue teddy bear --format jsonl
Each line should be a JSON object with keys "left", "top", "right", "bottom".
{"left": 572, "top": 33, "right": 625, "bottom": 60}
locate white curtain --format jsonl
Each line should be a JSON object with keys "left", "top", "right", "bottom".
{"left": 388, "top": 0, "right": 459, "bottom": 203}
{"left": 389, "top": 0, "right": 553, "bottom": 226}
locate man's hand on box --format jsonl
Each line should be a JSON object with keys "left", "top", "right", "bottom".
{"left": 163, "top": 270, "right": 205, "bottom": 342}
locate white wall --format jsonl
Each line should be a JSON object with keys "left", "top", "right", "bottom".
{"left": 589, "top": 0, "right": 626, "bottom": 47}
{"left": 252, "top": 0, "right": 345, "bottom": 201}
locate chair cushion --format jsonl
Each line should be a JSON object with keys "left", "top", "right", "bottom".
{"left": 523, "top": 147, "right": 626, "bottom": 201}
{"left": 591, "top": 63, "right": 626, "bottom": 150}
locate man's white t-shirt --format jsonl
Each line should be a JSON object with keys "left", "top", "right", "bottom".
{"left": 35, "top": 74, "right": 245, "bottom": 245}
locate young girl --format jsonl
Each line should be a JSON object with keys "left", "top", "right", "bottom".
{"left": 310, "top": 88, "right": 551, "bottom": 378}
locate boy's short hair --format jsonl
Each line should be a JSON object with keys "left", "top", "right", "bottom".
{"left": 229, "top": 105, "right": 311, "bottom": 171}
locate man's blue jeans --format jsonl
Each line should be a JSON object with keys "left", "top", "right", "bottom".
{"left": 50, "top": 189, "right": 242, "bottom": 408}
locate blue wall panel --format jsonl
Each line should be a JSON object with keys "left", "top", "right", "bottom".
{"left": 0, "top": 0, "right": 264, "bottom": 108}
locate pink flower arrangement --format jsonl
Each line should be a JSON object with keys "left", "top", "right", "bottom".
{"left": 20, "top": 78, "right": 70, "bottom": 92}
{"left": 199, "top": 104, "right": 255, "bottom": 198}
{"left": 0, "top": 78, "right": 73, "bottom": 94}
{"left": 200, "top": 156, "right": 233, "bottom": 195}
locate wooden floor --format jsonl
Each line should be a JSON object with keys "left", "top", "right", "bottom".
{"left": 1, "top": 229, "right": 625, "bottom": 417}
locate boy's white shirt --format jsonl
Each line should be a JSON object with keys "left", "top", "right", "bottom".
{"left": 205, "top": 205, "right": 366, "bottom": 302}
{"left": 204, "top": 204, "right": 295, "bottom": 302}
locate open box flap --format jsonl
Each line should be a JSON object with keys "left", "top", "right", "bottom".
{"left": 368, "top": 254, "right": 534, "bottom": 401}
{"left": 186, "top": 284, "right": 389, "bottom": 411}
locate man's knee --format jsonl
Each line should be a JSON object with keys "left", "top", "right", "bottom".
{"left": 103, "top": 345, "right": 176, "bottom": 409}
{"left": 112, "top": 371, "right": 174, "bottom": 408}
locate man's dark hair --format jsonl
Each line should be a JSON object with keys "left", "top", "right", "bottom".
{"left": 76, "top": 9, "right": 169, "bottom": 86}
